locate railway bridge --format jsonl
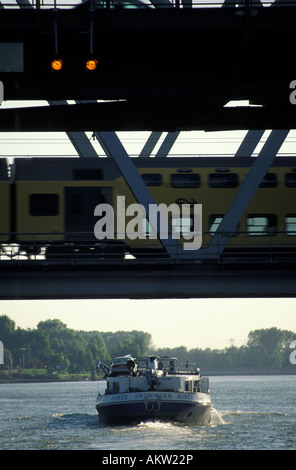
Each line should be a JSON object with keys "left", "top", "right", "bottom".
{"left": 0, "top": 0, "right": 296, "bottom": 299}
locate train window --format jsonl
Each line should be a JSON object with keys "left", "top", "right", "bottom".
{"left": 260, "top": 173, "right": 277, "bottom": 188}
{"left": 140, "top": 218, "right": 155, "bottom": 237}
{"left": 208, "top": 173, "right": 238, "bottom": 188}
{"left": 209, "top": 214, "right": 239, "bottom": 236}
{"left": 73, "top": 169, "right": 102, "bottom": 180}
{"left": 285, "top": 216, "right": 296, "bottom": 235}
{"left": 172, "top": 216, "right": 193, "bottom": 237}
{"left": 209, "top": 215, "right": 223, "bottom": 236}
{"left": 29, "top": 194, "right": 59, "bottom": 216}
{"left": 285, "top": 173, "right": 296, "bottom": 187}
{"left": 140, "top": 216, "right": 194, "bottom": 237}
{"left": 142, "top": 174, "right": 162, "bottom": 186}
{"left": 247, "top": 215, "right": 277, "bottom": 236}
{"left": 171, "top": 174, "right": 200, "bottom": 188}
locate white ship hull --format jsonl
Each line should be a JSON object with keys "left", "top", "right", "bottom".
{"left": 96, "top": 390, "right": 211, "bottom": 425}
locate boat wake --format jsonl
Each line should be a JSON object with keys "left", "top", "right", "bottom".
{"left": 210, "top": 407, "right": 226, "bottom": 425}
{"left": 209, "top": 408, "right": 286, "bottom": 427}
{"left": 50, "top": 413, "right": 98, "bottom": 429}
{"left": 137, "top": 420, "right": 178, "bottom": 431}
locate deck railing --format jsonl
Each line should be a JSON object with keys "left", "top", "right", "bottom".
{"left": 1, "top": 0, "right": 296, "bottom": 10}
{"left": 1, "top": 231, "right": 296, "bottom": 264}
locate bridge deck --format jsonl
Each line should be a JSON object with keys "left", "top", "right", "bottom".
{"left": 1, "top": 260, "right": 295, "bottom": 299}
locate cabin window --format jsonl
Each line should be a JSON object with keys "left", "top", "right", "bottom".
{"left": 247, "top": 215, "right": 277, "bottom": 236}
{"left": 185, "top": 380, "right": 193, "bottom": 392}
{"left": 285, "top": 173, "right": 296, "bottom": 187}
{"left": 171, "top": 174, "right": 200, "bottom": 188}
{"left": 142, "top": 174, "right": 162, "bottom": 186}
{"left": 113, "top": 382, "right": 120, "bottom": 393}
{"left": 193, "top": 380, "right": 200, "bottom": 392}
{"left": 29, "top": 194, "right": 59, "bottom": 216}
{"left": 208, "top": 173, "right": 238, "bottom": 188}
{"left": 169, "top": 360, "right": 175, "bottom": 372}
{"left": 285, "top": 215, "right": 296, "bottom": 235}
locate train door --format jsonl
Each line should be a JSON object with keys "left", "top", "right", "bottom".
{"left": 65, "top": 186, "right": 112, "bottom": 242}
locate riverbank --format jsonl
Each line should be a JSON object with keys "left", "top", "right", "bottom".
{"left": 0, "top": 368, "right": 295, "bottom": 383}
{"left": 0, "top": 372, "right": 96, "bottom": 383}
{"left": 203, "top": 368, "right": 296, "bottom": 376}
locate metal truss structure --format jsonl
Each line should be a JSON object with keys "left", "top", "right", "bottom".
{"left": 0, "top": 0, "right": 295, "bottom": 297}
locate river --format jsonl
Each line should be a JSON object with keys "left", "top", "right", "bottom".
{"left": 0, "top": 375, "right": 295, "bottom": 450}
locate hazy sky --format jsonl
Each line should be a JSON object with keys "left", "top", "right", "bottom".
{"left": 1, "top": 297, "right": 296, "bottom": 350}
{"left": 0, "top": 102, "right": 295, "bottom": 353}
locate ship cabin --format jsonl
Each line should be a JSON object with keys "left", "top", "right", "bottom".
{"left": 104, "top": 356, "right": 210, "bottom": 396}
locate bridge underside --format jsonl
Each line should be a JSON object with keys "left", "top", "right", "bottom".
{"left": 1, "top": 262, "right": 296, "bottom": 299}
{"left": 1, "top": 3, "right": 296, "bottom": 300}
{"left": 1, "top": 6, "right": 296, "bottom": 131}
{"left": 1, "top": 101, "right": 295, "bottom": 132}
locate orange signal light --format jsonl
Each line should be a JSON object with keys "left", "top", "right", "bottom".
{"left": 51, "top": 58, "right": 63, "bottom": 71}
{"left": 86, "top": 58, "right": 98, "bottom": 71}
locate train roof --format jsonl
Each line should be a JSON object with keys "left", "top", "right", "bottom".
{"left": 11, "top": 157, "right": 119, "bottom": 181}
{"left": 10, "top": 156, "right": 296, "bottom": 181}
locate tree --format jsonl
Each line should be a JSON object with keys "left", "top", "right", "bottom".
{"left": 1, "top": 315, "right": 295, "bottom": 374}
{"left": 0, "top": 315, "right": 16, "bottom": 348}
{"left": 4, "top": 348, "right": 13, "bottom": 370}
{"left": 37, "top": 319, "right": 68, "bottom": 334}
{"left": 79, "top": 331, "right": 110, "bottom": 364}
{"left": 101, "top": 330, "right": 152, "bottom": 361}
{"left": 246, "top": 327, "right": 293, "bottom": 368}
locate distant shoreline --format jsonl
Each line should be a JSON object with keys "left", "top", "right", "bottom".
{"left": 203, "top": 368, "right": 296, "bottom": 376}
{"left": 0, "top": 368, "right": 295, "bottom": 384}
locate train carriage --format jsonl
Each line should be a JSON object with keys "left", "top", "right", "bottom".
{"left": 1, "top": 156, "right": 296, "bottom": 261}
{"left": 0, "top": 159, "right": 10, "bottom": 243}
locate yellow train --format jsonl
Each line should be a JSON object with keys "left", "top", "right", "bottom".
{"left": 1, "top": 156, "right": 296, "bottom": 260}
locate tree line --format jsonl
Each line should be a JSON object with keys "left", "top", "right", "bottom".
{"left": 0, "top": 315, "right": 295, "bottom": 373}
{"left": 155, "top": 326, "right": 296, "bottom": 370}
{"left": 0, "top": 316, "right": 151, "bottom": 373}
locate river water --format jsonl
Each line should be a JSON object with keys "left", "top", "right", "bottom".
{"left": 0, "top": 375, "right": 295, "bottom": 451}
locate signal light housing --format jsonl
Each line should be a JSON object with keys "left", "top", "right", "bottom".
{"left": 86, "top": 58, "right": 98, "bottom": 71}
{"left": 50, "top": 58, "right": 99, "bottom": 71}
{"left": 51, "top": 58, "right": 63, "bottom": 71}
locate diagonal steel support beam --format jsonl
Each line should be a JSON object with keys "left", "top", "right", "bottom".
{"left": 197, "top": 129, "right": 290, "bottom": 259}
{"left": 16, "top": 0, "right": 33, "bottom": 7}
{"left": 48, "top": 100, "right": 98, "bottom": 158}
{"left": 139, "top": 131, "right": 180, "bottom": 158}
{"left": 139, "top": 132, "right": 162, "bottom": 157}
{"left": 65, "top": 131, "right": 98, "bottom": 158}
{"left": 47, "top": 102, "right": 187, "bottom": 258}
{"left": 155, "top": 131, "right": 180, "bottom": 157}
{"left": 95, "top": 131, "right": 183, "bottom": 259}
{"left": 235, "top": 130, "right": 265, "bottom": 157}
{"left": 149, "top": 0, "right": 174, "bottom": 7}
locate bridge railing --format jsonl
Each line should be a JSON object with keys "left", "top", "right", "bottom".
{"left": 1, "top": 231, "right": 296, "bottom": 264}
{"left": 1, "top": 0, "right": 296, "bottom": 9}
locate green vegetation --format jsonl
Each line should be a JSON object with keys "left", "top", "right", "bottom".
{"left": 155, "top": 326, "right": 296, "bottom": 371}
{"left": 0, "top": 315, "right": 295, "bottom": 381}
{"left": 0, "top": 315, "right": 151, "bottom": 379}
